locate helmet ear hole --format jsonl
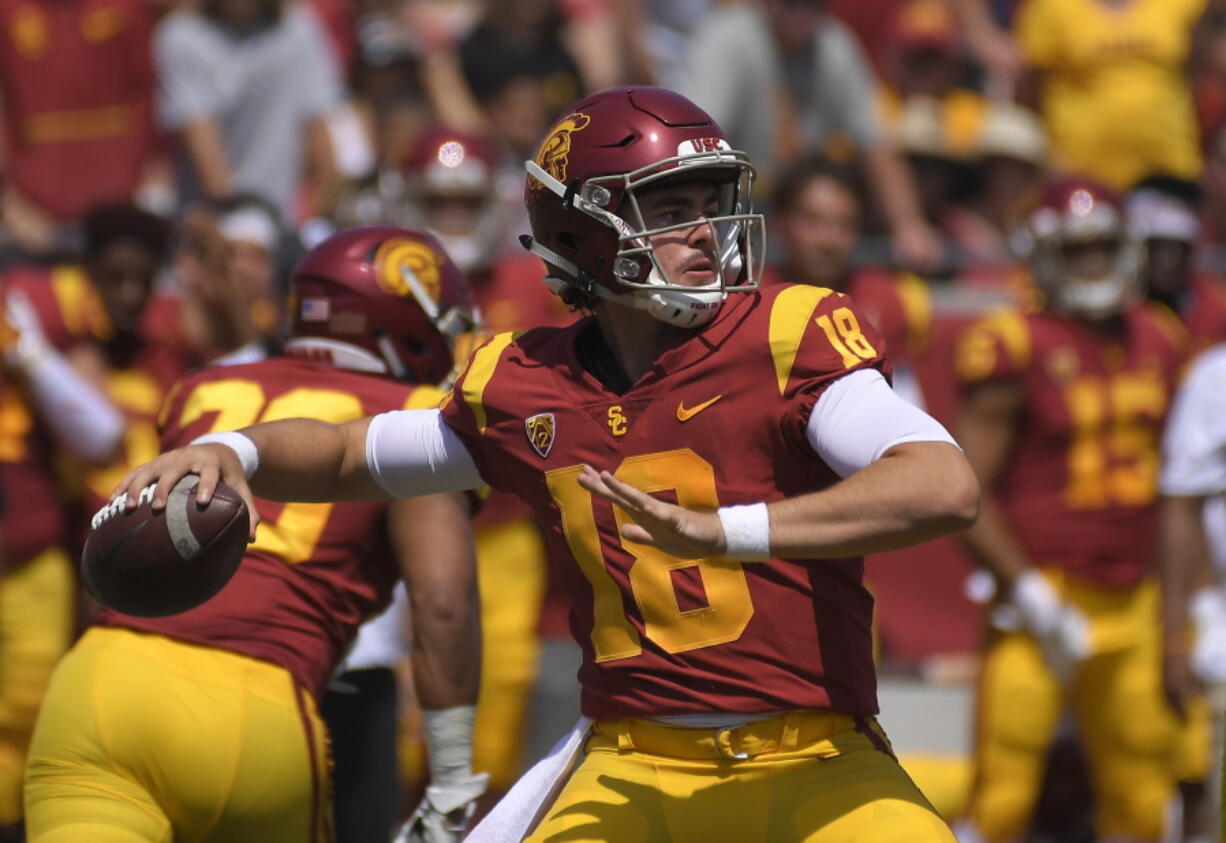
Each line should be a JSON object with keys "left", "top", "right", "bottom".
{"left": 557, "top": 232, "right": 582, "bottom": 250}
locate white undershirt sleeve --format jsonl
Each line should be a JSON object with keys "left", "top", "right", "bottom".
{"left": 806, "top": 368, "right": 958, "bottom": 478}
{"left": 365, "top": 409, "right": 485, "bottom": 498}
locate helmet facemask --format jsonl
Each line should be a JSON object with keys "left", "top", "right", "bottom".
{"left": 1028, "top": 202, "right": 1141, "bottom": 321}
{"left": 524, "top": 145, "right": 765, "bottom": 328}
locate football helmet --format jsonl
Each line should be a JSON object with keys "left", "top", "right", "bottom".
{"left": 403, "top": 126, "right": 506, "bottom": 274}
{"left": 521, "top": 87, "right": 764, "bottom": 328}
{"left": 1024, "top": 177, "right": 1141, "bottom": 320}
{"left": 286, "top": 226, "right": 475, "bottom": 385}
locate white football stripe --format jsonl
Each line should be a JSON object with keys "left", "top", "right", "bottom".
{"left": 166, "top": 477, "right": 202, "bottom": 561}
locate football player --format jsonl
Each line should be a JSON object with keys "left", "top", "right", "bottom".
{"left": 24, "top": 228, "right": 485, "bottom": 842}
{"left": 403, "top": 126, "right": 576, "bottom": 799}
{"left": 116, "top": 87, "right": 978, "bottom": 841}
{"left": 953, "top": 178, "right": 1188, "bottom": 841}
{"left": 767, "top": 154, "right": 932, "bottom": 408}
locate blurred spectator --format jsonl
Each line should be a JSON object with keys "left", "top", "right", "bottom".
{"left": 1199, "top": 119, "right": 1226, "bottom": 247}
{"left": 882, "top": 0, "right": 968, "bottom": 100}
{"left": 634, "top": 0, "right": 712, "bottom": 89}
{"left": 176, "top": 194, "right": 285, "bottom": 365}
{"left": 767, "top": 155, "right": 931, "bottom": 407}
{"left": 679, "top": 0, "right": 943, "bottom": 272}
{"left": 154, "top": 0, "right": 344, "bottom": 221}
{"left": 945, "top": 101, "right": 1047, "bottom": 265}
{"left": 0, "top": 0, "right": 157, "bottom": 254}
{"left": 946, "top": 0, "right": 1024, "bottom": 96}
{"left": 1128, "top": 175, "right": 1226, "bottom": 352}
{"left": 1016, "top": 0, "right": 1206, "bottom": 190}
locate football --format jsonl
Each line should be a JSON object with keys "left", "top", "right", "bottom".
{"left": 82, "top": 475, "right": 250, "bottom": 617}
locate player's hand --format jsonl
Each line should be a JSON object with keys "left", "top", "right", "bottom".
{"left": 112, "top": 445, "right": 260, "bottom": 540}
{"left": 1190, "top": 587, "right": 1226, "bottom": 686}
{"left": 578, "top": 465, "right": 726, "bottom": 559}
{"left": 394, "top": 772, "right": 489, "bottom": 843}
{"left": 891, "top": 219, "right": 944, "bottom": 275}
{"left": 1011, "top": 570, "right": 1089, "bottom": 683}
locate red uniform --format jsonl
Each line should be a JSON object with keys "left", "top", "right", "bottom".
{"left": 96, "top": 357, "right": 438, "bottom": 697}
{"left": 442, "top": 282, "right": 889, "bottom": 720}
{"left": 0, "top": 0, "right": 156, "bottom": 220}
{"left": 957, "top": 306, "right": 1186, "bottom": 587}
{"left": 1181, "top": 272, "right": 1226, "bottom": 354}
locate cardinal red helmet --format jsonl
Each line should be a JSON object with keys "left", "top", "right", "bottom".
{"left": 1025, "top": 177, "right": 1140, "bottom": 319}
{"left": 287, "top": 226, "right": 475, "bottom": 385}
{"left": 521, "top": 87, "right": 764, "bottom": 328}
{"left": 402, "top": 126, "right": 505, "bottom": 274}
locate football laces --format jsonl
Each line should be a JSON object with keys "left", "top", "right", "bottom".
{"left": 91, "top": 484, "right": 157, "bottom": 530}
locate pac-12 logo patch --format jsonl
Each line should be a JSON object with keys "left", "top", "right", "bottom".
{"left": 525, "top": 413, "right": 556, "bottom": 458}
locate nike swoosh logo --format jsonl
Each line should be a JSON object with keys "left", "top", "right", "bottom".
{"left": 676, "top": 395, "right": 723, "bottom": 421}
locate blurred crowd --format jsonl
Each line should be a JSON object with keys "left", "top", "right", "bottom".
{"left": 4, "top": 0, "right": 1226, "bottom": 840}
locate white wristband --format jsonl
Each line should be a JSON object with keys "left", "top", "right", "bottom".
{"left": 718, "top": 502, "right": 771, "bottom": 560}
{"left": 191, "top": 431, "right": 260, "bottom": 480}
{"left": 422, "top": 705, "right": 477, "bottom": 786}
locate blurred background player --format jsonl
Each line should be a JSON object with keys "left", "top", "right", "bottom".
{"left": 1127, "top": 174, "right": 1226, "bottom": 354}
{"left": 22, "top": 227, "right": 484, "bottom": 842}
{"left": 767, "top": 155, "right": 932, "bottom": 408}
{"left": 953, "top": 178, "right": 1188, "bottom": 841}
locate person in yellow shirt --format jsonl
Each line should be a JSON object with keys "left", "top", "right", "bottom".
{"left": 1017, "top": 0, "right": 1206, "bottom": 190}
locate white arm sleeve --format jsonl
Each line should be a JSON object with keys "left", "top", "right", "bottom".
{"left": 806, "top": 368, "right": 958, "bottom": 478}
{"left": 1160, "top": 346, "right": 1226, "bottom": 496}
{"left": 365, "top": 409, "right": 485, "bottom": 498}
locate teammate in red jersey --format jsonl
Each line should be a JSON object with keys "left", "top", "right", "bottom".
{"left": 24, "top": 227, "right": 484, "bottom": 843}
{"left": 1127, "top": 175, "right": 1226, "bottom": 354}
{"left": 953, "top": 178, "right": 1189, "bottom": 841}
{"left": 117, "top": 87, "right": 978, "bottom": 842}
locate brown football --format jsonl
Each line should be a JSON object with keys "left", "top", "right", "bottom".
{"left": 82, "top": 475, "right": 249, "bottom": 617}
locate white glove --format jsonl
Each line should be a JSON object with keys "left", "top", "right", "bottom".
{"left": 1190, "top": 587, "right": 1226, "bottom": 685}
{"left": 1012, "top": 570, "right": 1090, "bottom": 683}
{"left": 394, "top": 772, "right": 489, "bottom": 843}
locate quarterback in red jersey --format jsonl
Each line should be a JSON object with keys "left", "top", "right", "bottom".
{"left": 24, "top": 228, "right": 484, "bottom": 842}
{"left": 954, "top": 178, "right": 1188, "bottom": 841}
{"left": 117, "top": 87, "right": 979, "bottom": 842}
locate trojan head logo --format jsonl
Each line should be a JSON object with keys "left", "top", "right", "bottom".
{"left": 530, "top": 112, "right": 591, "bottom": 190}
{"left": 525, "top": 413, "right": 556, "bottom": 459}
{"left": 374, "top": 237, "right": 442, "bottom": 305}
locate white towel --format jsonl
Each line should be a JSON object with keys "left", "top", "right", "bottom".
{"left": 465, "top": 717, "right": 591, "bottom": 842}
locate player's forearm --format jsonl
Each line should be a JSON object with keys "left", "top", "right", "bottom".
{"left": 181, "top": 118, "right": 233, "bottom": 198}
{"left": 239, "top": 417, "right": 383, "bottom": 502}
{"left": 409, "top": 589, "right": 480, "bottom": 709}
{"left": 767, "top": 442, "right": 978, "bottom": 557}
{"left": 1159, "top": 494, "right": 1212, "bottom": 651}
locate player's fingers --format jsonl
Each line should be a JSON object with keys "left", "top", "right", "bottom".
{"left": 620, "top": 523, "right": 655, "bottom": 545}
{"left": 194, "top": 461, "right": 220, "bottom": 505}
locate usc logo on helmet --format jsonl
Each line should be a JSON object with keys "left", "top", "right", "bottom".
{"left": 374, "top": 237, "right": 442, "bottom": 304}
{"left": 531, "top": 112, "right": 591, "bottom": 189}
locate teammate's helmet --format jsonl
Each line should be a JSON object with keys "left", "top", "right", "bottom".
{"left": 1025, "top": 177, "right": 1141, "bottom": 319}
{"left": 522, "top": 87, "right": 764, "bottom": 328}
{"left": 403, "top": 126, "right": 505, "bottom": 274}
{"left": 287, "top": 227, "right": 475, "bottom": 384}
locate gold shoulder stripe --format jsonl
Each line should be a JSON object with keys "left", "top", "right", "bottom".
{"left": 769, "top": 285, "right": 835, "bottom": 395}
{"left": 895, "top": 272, "right": 933, "bottom": 356}
{"left": 404, "top": 385, "right": 445, "bottom": 411}
{"left": 987, "top": 308, "right": 1031, "bottom": 371}
{"left": 461, "top": 331, "right": 518, "bottom": 434}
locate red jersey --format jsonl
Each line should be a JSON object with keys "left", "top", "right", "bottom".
{"left": 0, "top": 377, "right": 64, "bottom": 568}
{"left": 97, "top": 357, "right": 442, "bottom": 696}
{"left": 0, "top": 0, "right": 156, "bottom": 220}
{"left": 955, "top": 306, "right": 1187, "bottom": 587}
{"left": 442, "top": 283, "right": 889, "bottom": 719}
{"left": 762, "top": 267, "right": 931, "bottom": 365}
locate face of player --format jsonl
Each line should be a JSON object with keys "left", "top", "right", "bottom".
{"left": 635, "top": 180, "right": 722, "bottom": 288}
{"left": 93, "top": 239, "right": 158, "bottom": 332}
{"left": 1141, "top": 237, "right": 1193, "bottom": 301}
{"left": 1061, "top": 239, "right": 1118, "bottom": 282}
{"left": 779, "top": 176, "right": 859, "bottom": 288}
